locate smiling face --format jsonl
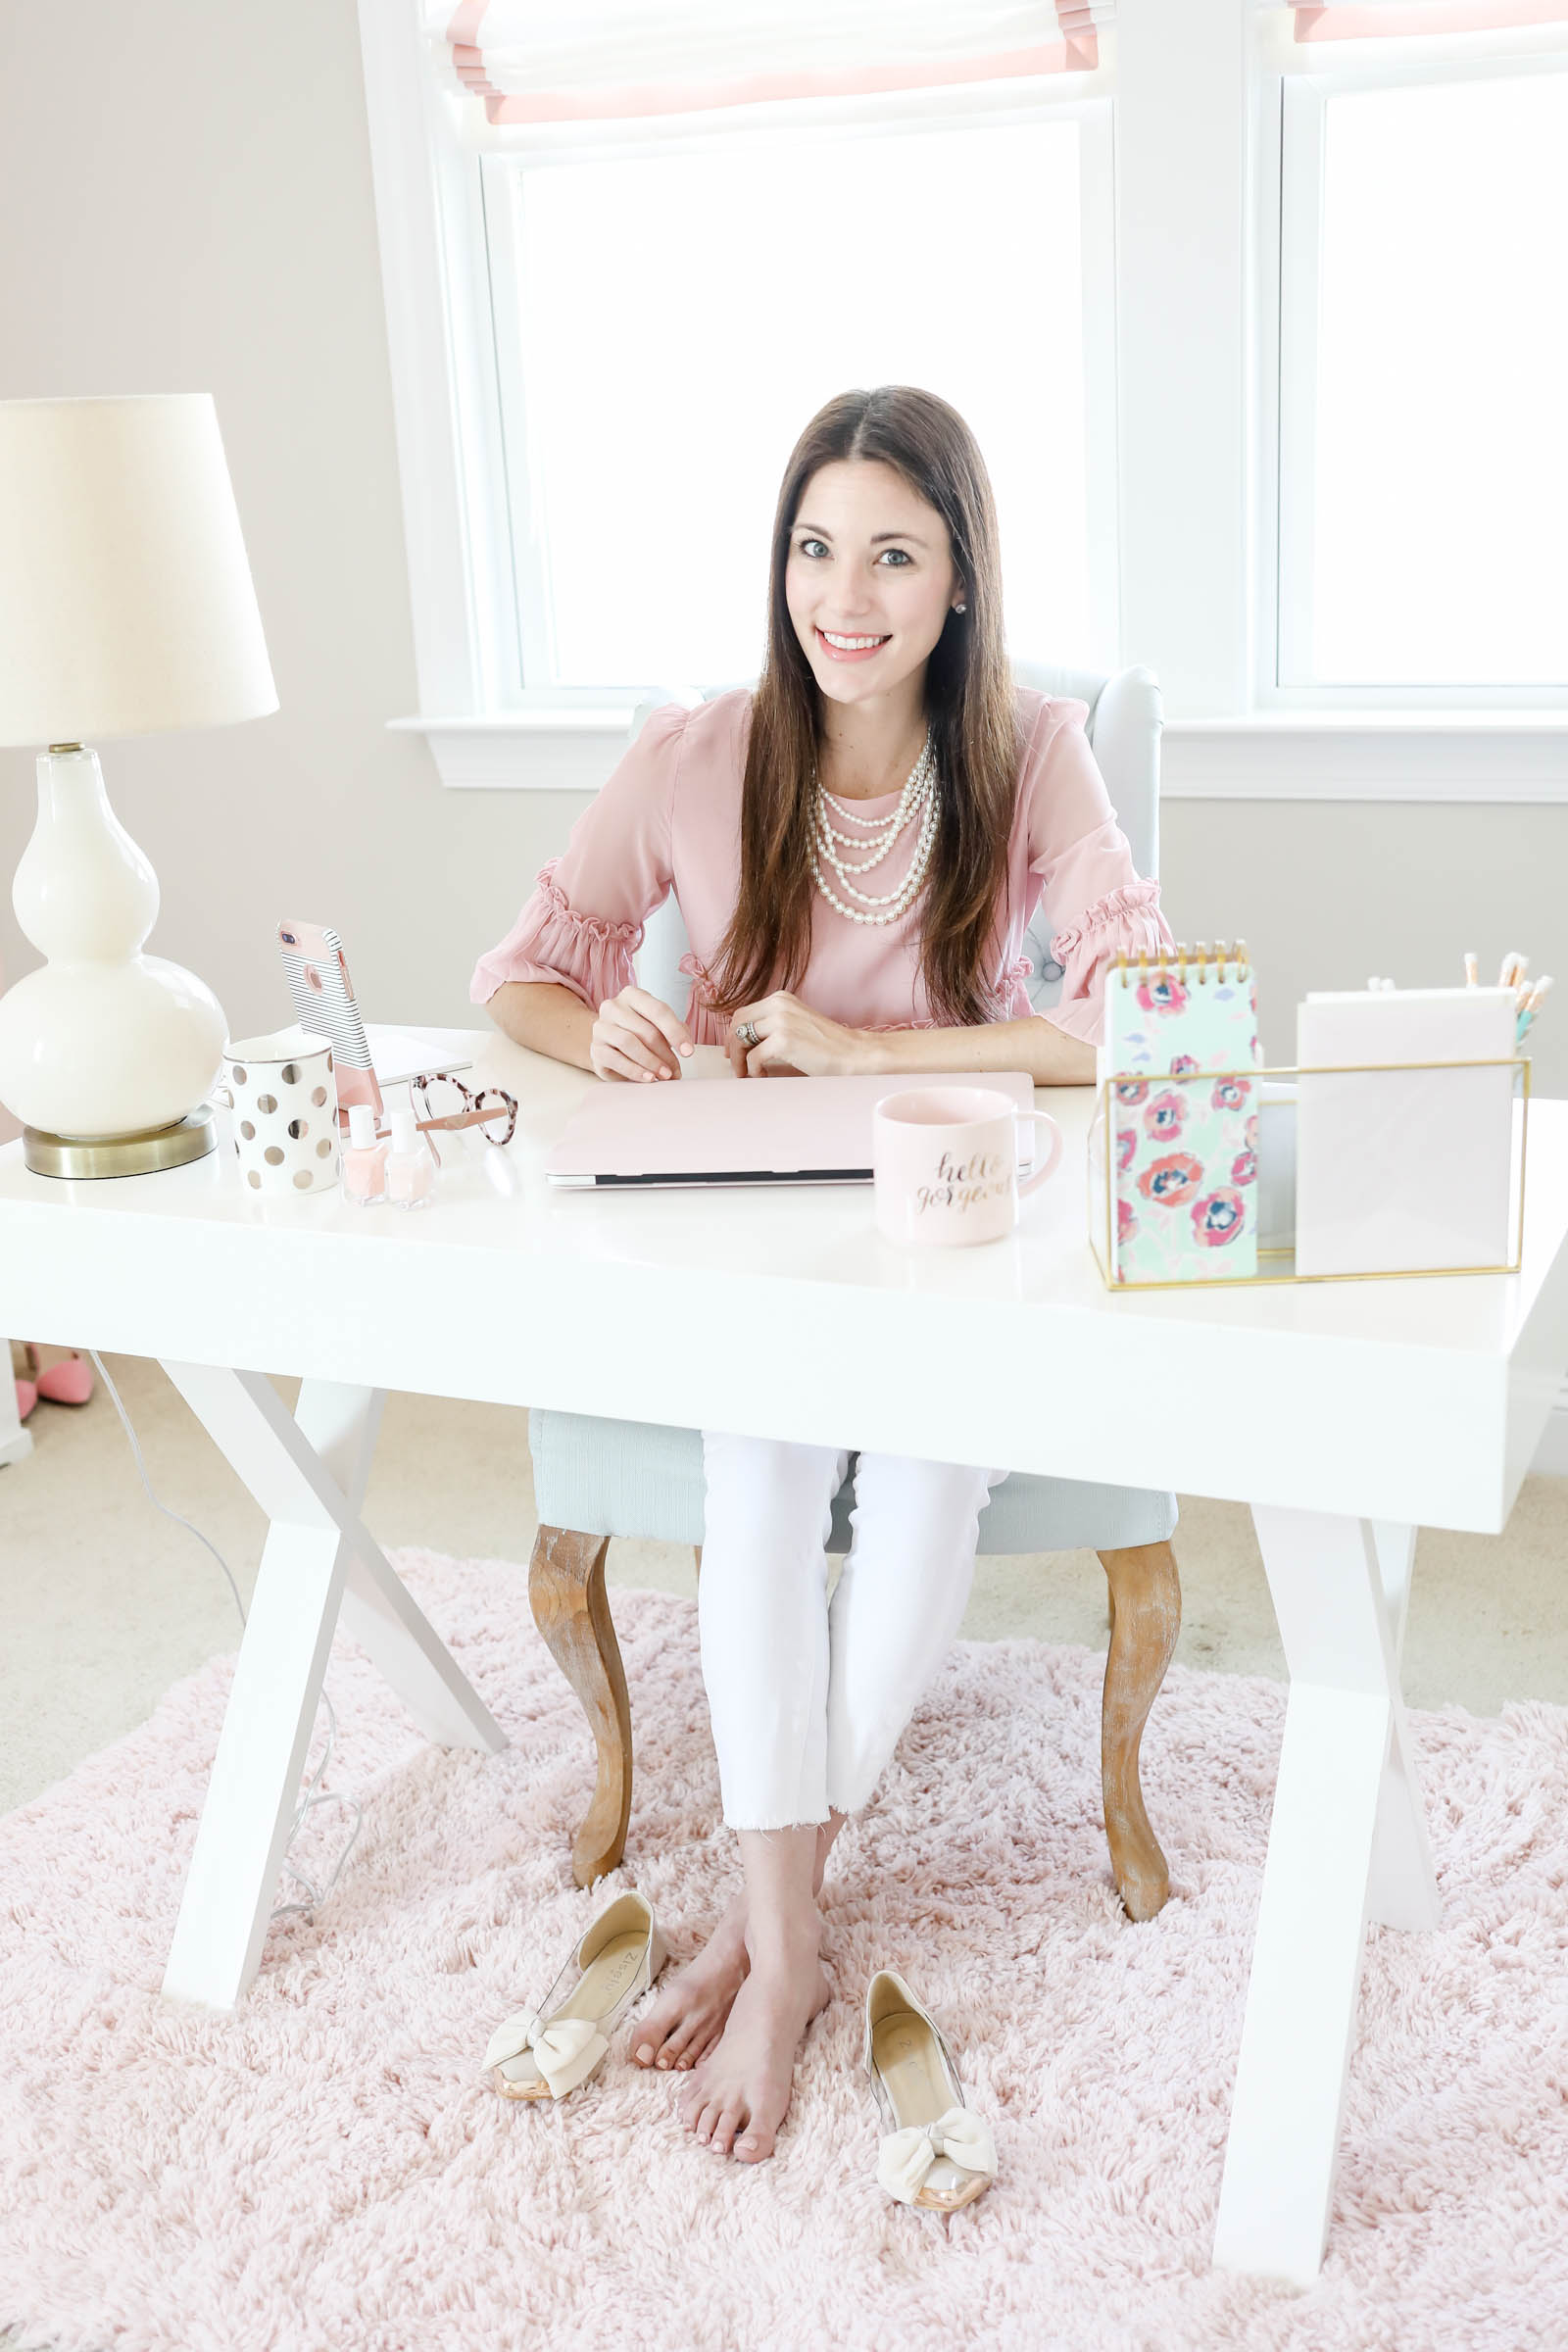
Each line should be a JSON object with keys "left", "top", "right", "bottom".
{"left": 784, "top": 459, "right": 961, "bottom": 715}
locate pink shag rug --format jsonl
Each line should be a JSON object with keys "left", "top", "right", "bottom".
{"left": 3, "top": 1552, "right": 1567, "bottom": 2352}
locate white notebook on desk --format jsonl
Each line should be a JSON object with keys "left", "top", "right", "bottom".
{"left": 1295, "top": 987, "right": 1516, "bottom": 1277}
{"left": 365, "top": 1025, "right": 472, "bottom": 1088}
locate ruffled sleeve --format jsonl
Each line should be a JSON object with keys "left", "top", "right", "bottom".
{"left": 1022, "top": 704, "right": 1173, "bottom": 1048}
{"left": 469, "top": 703, "right": 687, "bottom": 1009}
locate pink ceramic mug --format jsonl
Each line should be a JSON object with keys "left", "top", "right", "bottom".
{"left": 871, "top": 1085, "right": 1064, "bottom": 1247}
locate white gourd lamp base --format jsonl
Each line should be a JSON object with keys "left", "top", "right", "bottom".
{"left": 0, "top": 745, "right": 228, "bottom": 1178}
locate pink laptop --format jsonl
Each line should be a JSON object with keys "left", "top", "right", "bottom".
{"left": 545, "top": 1069, "right": 1039, "bottom": 1189}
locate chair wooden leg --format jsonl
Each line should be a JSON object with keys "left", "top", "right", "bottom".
{"left": 527, "top": 1524, "right": 632, "bottom": 1888}
{"left": 1096, "top": 1538, "right": 1181, "bottom": 1923}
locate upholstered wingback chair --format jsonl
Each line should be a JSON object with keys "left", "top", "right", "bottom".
{"left": 525, "top": 664, "right": 1181, "bottom": 1921}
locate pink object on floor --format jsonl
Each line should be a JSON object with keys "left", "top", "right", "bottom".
{"left": 13, "top": 1375, "right": 36, "bottom": 1422}
{"left": 32, "top": 1348, "right": 93, "bottom": 1406}
{"left": 2, "top": 1555, "right": 1566, "bottom": 2351}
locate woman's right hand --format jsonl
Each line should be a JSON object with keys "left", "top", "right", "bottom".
{"left": 590, "top": 986, "right": 696, "bottom": 1083}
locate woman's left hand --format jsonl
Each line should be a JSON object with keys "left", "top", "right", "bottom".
{"left": 726, "top": 992, "right": 869, "bottom": 1079}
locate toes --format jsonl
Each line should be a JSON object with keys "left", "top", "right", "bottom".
{"left": 692, "top": 2094, "right": 725, "bottom": 2145}
{"left": 652, "top": 2019, "right": 683, "bottom": 2071}
{"left": 662, "top": 2008, "right": 712, "bottom": 2069}
{"left": 736, "top": 2078, "right": 787, "bottom": 2162}
{"left": 651, "top": 1987, "right": 721, "bottom": 2071}
{"left": 633, "top": 1989, "right": 680, "bottom": 2069}
{"left": 710, "top": 2098, "right": 747, "bottom": 2157}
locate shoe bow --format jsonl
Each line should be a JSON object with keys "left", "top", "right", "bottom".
{"left": 483, "top": 2010, "right": 602, "bottom": 2093}
{"left": 877, "top": 2108, "right": 997, "bottom": 2205}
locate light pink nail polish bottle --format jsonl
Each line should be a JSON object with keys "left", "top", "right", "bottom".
{"left": 343, "top": 1102, "right": 389, "bottom": 1205}
{"left": 385, "top": 1104, "right": 435, "bottom": 1209}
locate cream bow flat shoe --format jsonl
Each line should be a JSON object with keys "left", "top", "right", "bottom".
{"left": 864, "top": 1969, "right": 997, "bottom": 2213}
{"left": 484, "top": 1889, "right": 668, "bottom": 2101}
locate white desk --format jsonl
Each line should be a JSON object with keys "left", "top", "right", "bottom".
{"left": 2, "top": 1027, "right": 1566, "bottom": 2287}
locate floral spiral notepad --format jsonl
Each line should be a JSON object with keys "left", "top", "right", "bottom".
{"left": 1098, "top": 946, "right": 1262, "bottom": 1285}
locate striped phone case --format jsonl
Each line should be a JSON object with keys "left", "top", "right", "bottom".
{"left": 275, "top": 920, "right": 383, "bottom": 1121}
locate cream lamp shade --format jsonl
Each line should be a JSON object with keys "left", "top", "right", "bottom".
{"left": 0, "top": 394, "right": 279, "bottom": 1173}
{"left": 0, "top": 394, "right": 276, "bottom": 743}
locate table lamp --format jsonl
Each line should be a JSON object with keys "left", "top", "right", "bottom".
{"left": 0, "top": 394, "right": 277, "bottom": 1177}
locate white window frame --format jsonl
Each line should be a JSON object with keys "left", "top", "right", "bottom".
{"left": 1269, "top": 39, "right": 1568, "bottom": 712}
{"left": 357, "top": 0, "right": 1117, "bottom": 782}
{"left": 359, "top": 0, "right": 1568, "bottom": 800}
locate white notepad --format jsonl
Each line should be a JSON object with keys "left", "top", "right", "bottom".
{"left": 366, "top": 1025, "right": 472, "bottom": 1087}
{"left": 1295, "top": 988, "right": 1516, "bottom": 1278}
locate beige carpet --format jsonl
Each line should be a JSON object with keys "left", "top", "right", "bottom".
{"left": 4, "top": 1352, "right": 1568, "bottom": 1818}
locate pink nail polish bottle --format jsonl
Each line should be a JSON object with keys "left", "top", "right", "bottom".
{"left": 343, "top": 1102, "right": 388, "bottom": 1205}
{"left": 385, "top": 1104, "right": 435, "bottom": 1209}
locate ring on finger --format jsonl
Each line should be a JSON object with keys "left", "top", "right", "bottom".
{"left": 736, "top": 1019, "right": 760, "bottom": 1049}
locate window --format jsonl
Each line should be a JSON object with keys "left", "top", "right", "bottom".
{"left": 481, "top": 107, "right": 1114, "bottom": 693}
{"left": 362, "top": 0, "right": 1568, "bottom": 788}
{"left": 1277, "top": 62, "right": 1568, "bottom": 694}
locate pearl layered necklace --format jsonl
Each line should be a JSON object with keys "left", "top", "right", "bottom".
{"left": 809, "top": 732, "right": 938, "bottom": 926}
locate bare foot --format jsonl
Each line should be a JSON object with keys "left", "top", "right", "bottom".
{"left": 632, "top": 1888, "right": 751, "bottom": 2072}
{"left": 634, "top": 1816, "right": 845, "bottom": 2075}
{"left": 677, "top": 1926, "right": 830, "bottom": 2163}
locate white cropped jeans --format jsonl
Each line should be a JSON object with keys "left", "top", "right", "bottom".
{"left": 698, "top": 1431, "right": 1003, "bottom": 1831}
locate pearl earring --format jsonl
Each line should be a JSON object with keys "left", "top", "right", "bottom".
{"left": 955, "top": 601, "right": 966, "bottom": 614}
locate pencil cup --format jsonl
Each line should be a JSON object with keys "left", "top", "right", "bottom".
{"left": 872, "top": 1086, "right": 1063, "bottom": 1247}
{"left": 215, "top": 1024, "right": 340, "bottom": 1196}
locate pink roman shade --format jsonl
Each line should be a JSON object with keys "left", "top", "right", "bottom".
{"left": 1291, "top": 0, "right": 1568, "bottom": 39}
{"left": 429, "top": 4, "right": 1112, "bottom": 139}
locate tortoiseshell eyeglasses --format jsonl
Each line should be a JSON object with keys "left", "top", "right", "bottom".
{"left": 409, "top": 1072, "right": 518, "bottom": 1166}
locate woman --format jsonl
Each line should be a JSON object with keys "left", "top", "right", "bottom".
{"left": 472, "top": 385, "right": 1172, "bottom": 2167}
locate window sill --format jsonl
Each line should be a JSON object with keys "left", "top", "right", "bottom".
{"left": 393, "top": 709, "right": 1568, "bottom": 803}
{"left": 1166, "top": 710, "right": 1568, "bottom": 732}
{"left": 1162, "top": 712, "right": 1568, "bottom": 802}
{"left": 389, "top": 708, "right": 644, "bottom": 793}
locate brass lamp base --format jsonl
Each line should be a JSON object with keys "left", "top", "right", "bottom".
{"left": 23, "top": 1105, "right": 219, "bottom": 1180}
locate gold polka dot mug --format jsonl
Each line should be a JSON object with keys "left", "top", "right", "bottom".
{"left": 216, "top": 1024, "right": 340, "bottom": 1196}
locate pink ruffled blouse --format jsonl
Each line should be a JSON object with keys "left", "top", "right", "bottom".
{"left": 470, "top": 688, "right": 1172, "bottom": 1049}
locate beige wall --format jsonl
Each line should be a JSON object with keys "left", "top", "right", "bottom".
{"left": 3, "top": 0, "right": 1565, "bottom": 1131}
{"left": 1162, "top": 801, "right": 1568, "bottom": 1091}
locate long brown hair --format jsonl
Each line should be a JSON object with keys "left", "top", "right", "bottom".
{"left": 708, "top": 386, "right": 1020, "bottom": 1027}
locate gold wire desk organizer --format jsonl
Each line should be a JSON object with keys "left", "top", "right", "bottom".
{"left": 1087, "top": 1055, "right": 1530, "bottom": 1293}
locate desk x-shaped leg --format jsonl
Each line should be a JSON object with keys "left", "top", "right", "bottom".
{"left": 1212, "top": 1506, "right": 1439, "bottom": 2283}
{"left": 158, "top": 1364, "right": 506, "bottom": 2012}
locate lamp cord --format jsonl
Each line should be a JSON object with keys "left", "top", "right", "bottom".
{"left": 86, "top": 1350, "right": 362, "bottom": 1924}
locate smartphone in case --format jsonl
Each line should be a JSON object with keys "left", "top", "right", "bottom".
{"left": 276, "top": 919, "right": 383, "bottom": 1121}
